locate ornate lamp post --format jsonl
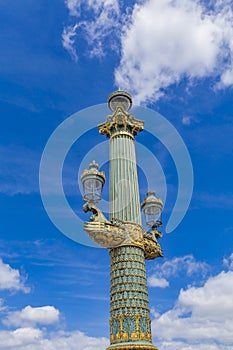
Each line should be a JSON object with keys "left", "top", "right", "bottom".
{"left": 81, "top": 90, "right": 163, "bottom": 350}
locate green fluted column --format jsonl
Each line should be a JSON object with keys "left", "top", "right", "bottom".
{"left": 110, "top": 132, "right": 141, "bottom": 224}
{"left": 99, "top": 91, "right": 158, "bottom": 350}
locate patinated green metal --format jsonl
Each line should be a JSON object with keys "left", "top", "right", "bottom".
{"left": 82, "top": 90, "right": 162, "bottom": 350}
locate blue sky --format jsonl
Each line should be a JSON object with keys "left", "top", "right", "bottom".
{"left": 0, "top": 0, "right": 233, "bottom": 349}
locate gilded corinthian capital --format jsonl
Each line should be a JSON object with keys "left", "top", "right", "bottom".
{"left": 98, "top": 107, "right": 144, "bottom": 138}
{"left": 98, "top": 90, "right": 144, "bottom": 137}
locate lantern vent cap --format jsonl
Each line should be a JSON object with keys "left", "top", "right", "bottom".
{"left": 81, "top": 160, "right": 105, "bottom": 182}
{"left": 141, "top": 191, "right": 163, "bottom": 208}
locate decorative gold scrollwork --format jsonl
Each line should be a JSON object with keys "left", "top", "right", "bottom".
{"left": 106, "top": 344, "right": 158, "bottom": 350}
{"left": 98, "top": 107, "right": 144, "bottom": 138}
{"left": 83, "top": 203, "right": 163, "bottom": 259}
{"left": 83, "top": 203, "right": 144, "bottom": 249}
{"left": 143, "top": 232, "right": 163, "bottom": 260}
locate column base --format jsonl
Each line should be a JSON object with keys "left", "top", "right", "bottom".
{"left": 107, "top": 343, "right": 158, "bottom": 350}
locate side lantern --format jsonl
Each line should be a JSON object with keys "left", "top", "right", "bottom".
{"left": 141, "top": 191, "right": 163, "bottom": 229}
{"left": 81, "top": 160, "right": 105, "bottom": 203}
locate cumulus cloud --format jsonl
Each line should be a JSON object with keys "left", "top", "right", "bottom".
{"left": 0, "top": 259, "right": 30, "bottom": 293}
{"left": 152, "top": 267, "right": 233, "bottom": 349}
{"left": 3, "top": 306, "right": 60, "bottom": 327}
{"left": 0, "top": 328, "right": 108, "bottom": 350}
{"left": 62, "top": 0, "right": 120, "bottom": 59}
{"left": 0, "top": 328, "right": 42, "bottom": 348}
{"left": 115, "top": 0, "right": 233, "bottom": 104}
{"left": 62, "top": 0, "right": 233, "bottom": 103}
{"left": 148, "top": 255, "right": 208, "bottom": 288}
{"left": 148, "top": 276, "right": 169, "bottom": 288}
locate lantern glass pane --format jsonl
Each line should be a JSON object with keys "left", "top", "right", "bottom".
{"left": 83, "top": 178, "right": 103, "bottom": 202}
{"left": 144, "top": 205, "right": 161, "bottom": 217}
{"left": 110, "top": 96, "right": 130, "bottom": 111}
{"left": 145, "top": 213, "right": 155, "bottom": 227}
{"left": 143, "top": 203, "right": 162, "bottom": 227}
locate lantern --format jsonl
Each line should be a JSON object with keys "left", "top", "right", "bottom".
{"left": 108, "top": 90, "right": 132, "bottom": 112}
{"left": 81, "top": 160, "right": 105, "bottom": 203}
{"left": 141, "top": 191, "right": 163, "bottom": 228}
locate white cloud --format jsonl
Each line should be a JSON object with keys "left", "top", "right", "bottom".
{"left": 148, "top": 255, "right": 208, "bottom": 288}
{"left": 153, "top": 340, "right": 231, "bottom": 350}
{"left": 0, "top": 328, "right": 43, "bottom": 348}
{"left": 115, "top": 0, "right": 233, "bottom": 104}
{"left": 0, "top": 328, "right": 108, "bottom": 350}
{"left": 62, "top": 0, "right": 233, "bottom": 102}
{"left": 63, "top": 0, "right": 120, "bottom": 59}
{"left": 65, "top": 0, "right": 119, "bottom": 18}
{"left": 65, "top": 0, "right": 81, "bottom": 17}
{"left": 152, "top": 268, "right": 233, "bottom": 349}
{"left": 3, "top": 306, "right": 60, "bottom": 327}
{"left": 62, "top": 24, "right": 79, "bottom": 62}
{"left": 182, "top": 116, "right": 192, "bottom": 125}
{"left": 219, "top": 68, "right": 233, "bottom": 87}
{"left": 0, "top": 299, "right": 6, "bottom": 312}
{"left": 148, "top": 276, "right": 169, "bottom": 288}
{"left": 0, "top": 259, "right": 30, "bottom": 293}
{"left": 223, "top": 253, "right": 233, "bottom": 270}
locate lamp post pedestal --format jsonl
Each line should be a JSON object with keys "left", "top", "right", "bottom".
{"left": 108, "top": 245, "right": 157, "bottom": 350}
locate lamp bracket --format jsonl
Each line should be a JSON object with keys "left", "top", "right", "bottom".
{"left": 83, "top": 203, "right": 163, "bottom": 259}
